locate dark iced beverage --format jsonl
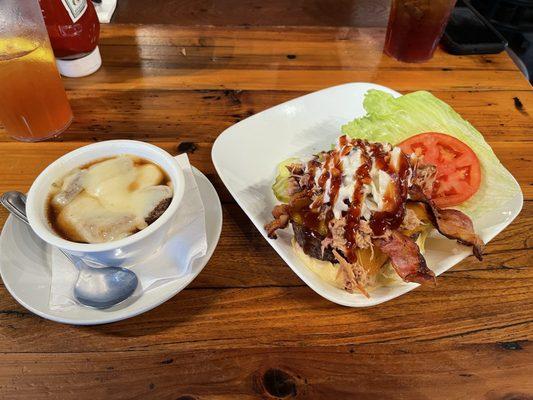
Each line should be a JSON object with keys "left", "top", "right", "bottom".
{"left": 384, "top": 0, "right": 457, "bottom": 62}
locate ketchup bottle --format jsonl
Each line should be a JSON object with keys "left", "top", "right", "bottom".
{"left": 39, "top": 0, "right": 101, "bottom": 77}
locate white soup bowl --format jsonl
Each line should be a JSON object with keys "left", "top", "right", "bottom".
{"left": 26, "top": 140, "right": 185, "bottom": 267}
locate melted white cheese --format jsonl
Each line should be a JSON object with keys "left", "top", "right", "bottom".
{"left": 50, "top": 155, "right": 173, "bottom": 243}
{"left": 310, "top": 137, "right": 402, "bottom": 221}
{"left": 319, "top": 154, "right": 336, "bottom": 205}
{"left": 332, "top": 148, "right": 361, "bottom": 219}
{"left": 313, "top": 165, "right": 322, "bottom": 188}
{"left": 323, "top": 174, "right": 332, "bottom": 204}
{"left": 390, "top": 146, "right": 402, "bottom": 172}
{"left": 365, "top": 160, "right": 393, "bottom": 213}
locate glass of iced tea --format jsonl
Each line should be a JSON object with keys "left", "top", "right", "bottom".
{"left": 0, "top": 0, "right": 73, "bottom": 142}
{"left": 384, "top": 0, "right": 457, "bottom": 62}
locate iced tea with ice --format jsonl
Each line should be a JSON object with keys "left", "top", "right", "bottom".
{"left": 0, "top": 0, "right": 72, "bottom": 141}
{"left": 384, "top": 0, "right": 457, "bottom": 62}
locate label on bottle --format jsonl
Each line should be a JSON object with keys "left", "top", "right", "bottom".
{"left": 60, "top": 0, "right": 88, "bottom": 23}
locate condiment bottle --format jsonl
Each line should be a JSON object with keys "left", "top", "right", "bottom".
{"left": 39, "top": 0, "right": 101, "bottom": 77}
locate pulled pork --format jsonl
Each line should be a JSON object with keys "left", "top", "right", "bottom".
{"left": 329, "top": 218, "right": 347, "bottom": 252}
{"left": 286, "top": 177, "right": 301, "bottom": 197}
{"left": 400, "top": 208, "right": 423, "bottom": 232}
{"left": 354, "top": 220, "right": 373, "bottom": 249}
{"left": 287, "top": 163, "right": 304, "bottom": 176}
{"left": 411, "top": 164, "right": 437, "bottom": 198}
{"left": 333, "top": 250, "right": 369, "bottom": 297}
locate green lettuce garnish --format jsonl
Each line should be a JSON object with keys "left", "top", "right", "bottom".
{"left": 341, "top": 90, "right": 519, "bottom": 218}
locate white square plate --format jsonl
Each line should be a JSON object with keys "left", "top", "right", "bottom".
{"left": 212, "top": 83, "right": 523, "bottom": 307}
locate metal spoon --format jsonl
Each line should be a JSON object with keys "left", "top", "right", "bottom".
{"left": 1, "top": 191, "right": 138, "bottom": 309}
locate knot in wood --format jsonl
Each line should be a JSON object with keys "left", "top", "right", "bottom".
{"left": 256, "top": 368, "right": 297, "bottom": 398}
{"left": 177, "top": 142, "right": 197, "bottom": 154}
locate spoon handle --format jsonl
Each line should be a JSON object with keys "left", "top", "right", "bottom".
{"left": 0, "top": 191, "right": 80, "bottom": 265}
{"left": 0, "top": 191, "right": 29, "bottom": 225}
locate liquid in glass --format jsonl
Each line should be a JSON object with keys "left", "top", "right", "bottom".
{"left": 0, "top": 0, "right": 73, "bottom": 141}
{"left": 0, "top": 38, "right": 73, "bottom": 141}
{"left": 384, "top": 0, "right": 457, "bottom": 62}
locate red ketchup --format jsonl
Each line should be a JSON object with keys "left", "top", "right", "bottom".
{"left": 39, "top": 0, "right": 101, "bottom": 77}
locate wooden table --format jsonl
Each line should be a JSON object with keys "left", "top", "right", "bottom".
{"left": 0, "top": 25, "right": 531, "bottom": 399}
{"left": 112, "top": 0, "right": 390, "bottom": 27}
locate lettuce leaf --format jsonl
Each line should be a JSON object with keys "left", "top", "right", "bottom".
{"left": 341, "top": 90, "right": 519, "bottom": 218}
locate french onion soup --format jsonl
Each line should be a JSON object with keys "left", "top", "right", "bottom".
{"left": 47, "top": 155, "right": 173, "bottom": 244}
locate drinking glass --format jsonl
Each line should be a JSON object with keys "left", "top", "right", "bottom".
{"left": 384, "top": 0, "right": 457, "bottom": 62}
{"left": 0, "top": 0, "right": 73, "bottom": 141}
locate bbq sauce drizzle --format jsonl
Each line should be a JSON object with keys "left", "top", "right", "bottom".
{"left": 290, "top": 135, "right": 411, "bottom": 263}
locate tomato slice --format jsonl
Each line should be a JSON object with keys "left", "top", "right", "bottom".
{"left": 398, "top": 132, "right": 481, "bottom": 207}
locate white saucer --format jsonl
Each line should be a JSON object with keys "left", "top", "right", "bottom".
{"left": 0, "top": 167, "right": 222, "bottom": 325}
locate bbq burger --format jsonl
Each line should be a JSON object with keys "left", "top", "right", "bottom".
{"left": 265, "top": 134, "right": 484, "bottom": 297}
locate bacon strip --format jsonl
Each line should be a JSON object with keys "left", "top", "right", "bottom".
{"left": 265, "top": 204, "right": 290, "bottom": 239}
{"left": 431, "top": 208, "right": 484, "bottom": 260}
{"left": 374, "top": 231, "right": 435, "bottom": 284}
{"left": 409, "top": 185, "right": 484, "bottom": 260}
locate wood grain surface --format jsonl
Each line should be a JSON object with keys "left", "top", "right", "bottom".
{"left": 0, "top": 25, "right": 531, "bottom": 399}
{"left": 112, "top": 0, "right": 391, "bottom": 27}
